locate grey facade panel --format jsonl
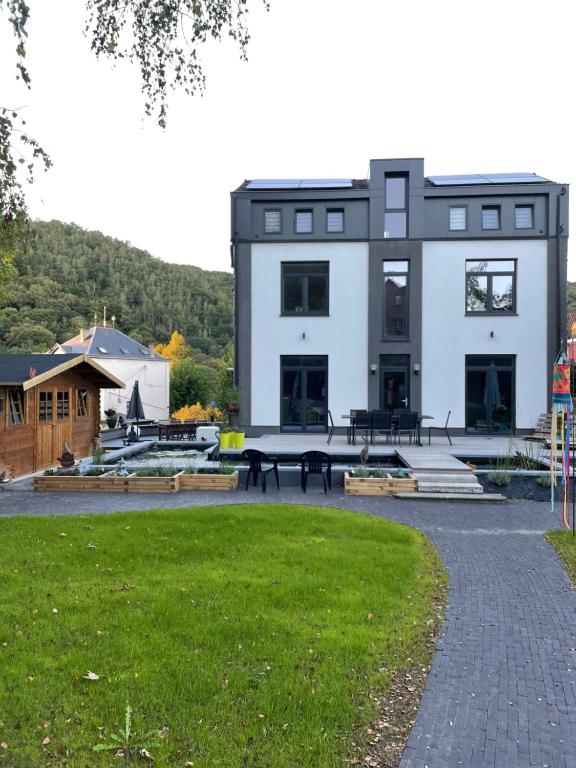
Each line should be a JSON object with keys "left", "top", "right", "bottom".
{"left": 249, "top": 199, "right": 369, "bottom": 241}
{"left": 234, "top": 243, "right": 252, "bottom": 425}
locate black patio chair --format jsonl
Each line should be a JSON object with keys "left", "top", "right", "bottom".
{"left": 372, "top": 411, "right": 393, "bottom": 443}
{"left": 327, "top": 409, "right": 335, "bottom": 445}
{"left": 428, "top": 410, "right": 452, "bottom": 446}
{"left": 299, "top": 451, "right": 332, "bottom": 494}
{"left": 394, "top": 412, "right": 418, "bottom": 444}
{"left": 352, "top": 411, "right": 373, "bottom": 445}
{"left": 242, "top": 449, "right": 279, "bottom": 493}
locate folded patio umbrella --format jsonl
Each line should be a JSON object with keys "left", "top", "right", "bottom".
{"left": 126, "top": 380, "right": 145, "bottom": 437}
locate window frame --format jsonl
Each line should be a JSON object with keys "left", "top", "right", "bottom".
{"left": 325, "top": 208, "right": 344, "bottom": 234}
{"left": 281, "top": 261, "right": 329, "bottom": 316}
{"left": 294, "top": 209, "right": 313, "bottom": 235}
{"left": 38, "top": 390, "right": 54, "bottom": 422}
{"left": 56, "top": 390, "right": 70, "bottom": 420}
{"left": 7, "top": 389, "right": 26, "bottom": 427}
{"left": 264, "top": 208, "right": 282, "bottom": 235}
{"left": 515, "top": 204, "right": 534, "bottom": 230}
{"left": 384, "top": 173, "right": 408, "bottom": 239}
{"left": 382, "top": 260, "right": 410, "bottom": 339}
{"left": 449, "top": 205, "right": 468, "bottom": 232}
{"left": 76, "top": 388, "right": 89, "bottom": 418}
{"left": 465, "top": 259, "right": 517, "bottom": 315}
{"left": 481, "top": 205, "right": 501, "bottom": 231}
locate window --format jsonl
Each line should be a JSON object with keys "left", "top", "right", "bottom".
{"left": 264, "top": 209, "right": 282, "bottom": 234}
{"left": 97, "top": 347, "right": 108, "bottom": 354}
{"left": 8, "top": 390, "right": 25, "bottom": 426}
{"left": 326, "top": 209, "right": 344, "bottom": 233}
{"left": 482, "top": 205, "right": 500, "bottom": 230}
{"left": 56, "top": 391, "right": 70, "bottom": 419}
{"left": 384, "top": 174, "right": 407, "bottom": 238}
{"left": 282, "top": 262, "right": 328, "bottom": 315}
{"left": 515, "top": 205, "right": 534, "bottom": 229}
{"left": 449, "top": 207, "right": 467, "bottom": 231}
{"left": 466, "top": 260, "right": 516, "bottom": 313}
{"left": 295, "top": 209, "right": 313, "bottom": 234}
{"left": 77, "top": 389, "right": 88, "bottom": 417}
{"left": 39, "top": 391, "right": 53, "bottom": 421}
{"left": 383, "top": 260, "right": 409, "bottom": 337}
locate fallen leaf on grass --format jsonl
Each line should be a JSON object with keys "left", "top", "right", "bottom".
{"left": 52, "top": 608, "right": 58, "bottom": 614}
{"left": 82, "top": 671, "right": 100, "bottom": 681}
{"left": 1, "top": 742, "right": 8, "bottom": 750}
{"left": 139, "top": 748, "right": 153, "bottom": 759}
{"left": 367, "top": 613, "right": 374, "bottom": 621}
{"left": 42, "top": 737, "right": 50, "bottom": 746}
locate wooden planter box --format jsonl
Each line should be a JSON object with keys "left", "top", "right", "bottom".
{"left": 34, "top": 471, "right": 134, "bottom": 493}
{"left": 179, "top": 471, "right": 239, "bottom": 491}
{"left": 126, "top": 471, "right": 184, "bottom": 494}
{"left": 344, "top": 472, "right": 417, "bottom": 496}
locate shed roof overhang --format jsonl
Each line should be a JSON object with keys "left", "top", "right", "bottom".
{"left": 22, "top": 355, "right": 125, "bottom": 391}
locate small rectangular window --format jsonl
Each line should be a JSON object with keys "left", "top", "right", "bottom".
{"left": 8, "top": 390, "right": 25, "bottom": 426}
{"left": 57, "top": 391, "right": 70, "bottom": 420}
{"left": 282, "top": 262, "right": 328, "bottom": 314}
{"left": 264, "top": 209, "right": 282, "bottom": 233}
{"left": 482, "top": 206, "right": 500, "bottom": 230}
{"left": 77, "top": 389, "right": 88, "bottom": 417}
{"left": 326, "top": 209, "right": 344, "bottom": 233}
{"left": 385, "top": 177, "right": 406, "bottom": 209}
{"left": 515, "top": 205, "right": 534, "bottom": 229}
{"left": 295, "top": 210, "right": 313, "bottom": 234}
{"left": 384, "top": 212, "right": 407, "bottom": 238}
{"left": 39, "top": 391, "right": 53, "bottom": 422}
{"left": 449, "top": 207, "right": 467, "bottom": 231}
{"left": 466, "top": 260, "right": 516, "bottom": 313}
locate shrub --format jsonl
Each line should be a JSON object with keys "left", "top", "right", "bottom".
{"left": 134, "top": 467, "right": 177, "bottom": 477}
{"left": 217, "top": 462, "right": 236, "bottom": 475}
{"left": 487, "top": 470, "right": 511, "bottom": 487}
{"left": 536, "top": 473, "right": 552, "bottom": 487}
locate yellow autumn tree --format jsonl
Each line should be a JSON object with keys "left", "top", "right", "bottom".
{"left": 154, "top": 330, "right": 191, "bottom": 366}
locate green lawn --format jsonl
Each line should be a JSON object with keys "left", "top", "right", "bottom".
{"left": 0, "top": 504, "right": 446, "bottom": 767}
{"left": 546, "top": 530, "right": 576, "bottom": 584}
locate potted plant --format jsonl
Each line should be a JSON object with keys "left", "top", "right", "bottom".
{"left": 232, "top": 429, "right": 245, "bottom": 450}
{"left": 219, "top": 427, "right": 234, "bottom": 450}
{"left": 227, "top": 403, "right": 240, "bottom": 429}
{"left": 104, "top": 408, "right": 118, "bottom": 429}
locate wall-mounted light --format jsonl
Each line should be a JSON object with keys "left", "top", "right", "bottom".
{"left": 490, "top": 330, "right": 495, "bottom": 338}
{"left": 301, "top": 332, "right": 306, "bottom": 340}
{"left": 413, "top": 363, "right": 421, "bottom": 375}
{"left": 370, "top": 363, "right": 378, "bottom": 376}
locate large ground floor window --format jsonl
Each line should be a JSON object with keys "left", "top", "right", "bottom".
{"left": 465, "top": 355, "right": 515, "bottom": 434}
{"left": 281, "top": 356, "right": 328, "bottom": 432}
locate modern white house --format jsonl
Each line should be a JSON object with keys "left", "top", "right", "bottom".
{"left": 51, "top": 325, "right": 170, "bottom": 422}
{"left": 231, "top": 159, "right": 569, "bottom": 436}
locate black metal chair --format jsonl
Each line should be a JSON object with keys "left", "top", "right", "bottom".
{"left": 241, "top": 449, "right": 280, "bottom": 493}
{"left": 352, "top": 411, "right": 373, "bottom": 445}
{"left": 394, "top": 412, "right": 418, "bottom": 444}
{"left": 299, "top": 451, "right": 332, "bottom": 494}
{"left": 327, "top": 409, "right": 335, "bottom": 445}
{"left": 372, "top": 411, "right": 393, "bottom": 443}
{"left": 428, "top": 410, "right": 452, "bottom": 446}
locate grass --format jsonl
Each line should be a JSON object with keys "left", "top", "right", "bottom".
{"left": 0, "top": 504, "right": 446, "bottom": 767}
{"left": 546, "top": 530, "right": 576, "bottom": 584}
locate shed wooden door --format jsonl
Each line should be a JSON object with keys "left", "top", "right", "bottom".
{"left": 34, "top": 389, "right": 73, "bottom": 470}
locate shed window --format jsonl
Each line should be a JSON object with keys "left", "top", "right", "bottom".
{"left": 57, "top": 391, "right": 70, "bottom": 419}
{"left": 449, "top": 207, "right": 467, "bottom": 231}
{"left": 77, "top": 389, "right": 88, "bottom": 417}
{"left": 8, "top": 390, "right": 25, "bottom": 426}
{"left": 39, "top": 391, "right": 53, "bottom": 421}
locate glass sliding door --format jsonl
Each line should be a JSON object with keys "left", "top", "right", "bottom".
{"left": 466, "top": 355, "right": 515, "bottom": 434}
{"left": 379, "top": 355, "right": 410, "bottom": 411}
{"left": 281, "top": 356, "right": 328, "bottom": 432}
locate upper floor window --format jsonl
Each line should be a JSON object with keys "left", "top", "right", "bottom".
{"left": 326, "top": 209, "right": 344, "bottom": 233}
{"left": 515, "top": 205, "right": 534, "bottom": 229}
{"left": 482, "top": 205, "right": 500, "bottom": 230}
{"left": 8, "top": 390, "right": 25, "bottom": 426}
{"left": 466, "top": 260, "right": 516, "bottom": 314}
{"left": 384, "top": 174, "right": 407, "bottom": 238}
{"left": 282, "top": 262, "right": 328, "bottom": 315}
{"left": 295, "top": 210, "right": 313, "bottom": 234}
{"left": 383, "top": 260, "right": 409, "bottom": 337}
{"left": 449, "top": 207, "right": 467, "bottom": 231}
{"left": 264, "top": 209, "right": 282, "bottom": 234}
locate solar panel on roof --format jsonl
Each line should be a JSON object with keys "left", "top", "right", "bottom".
{"left": 428, "top": 175, "right": 489, "bottom": 186}
{"left": 246, "top": 180, "right": 301, "bottom": 189}
{"left": 428, "top": 172, "right": 549, "bottom": 186}
{"left": 299, "top": 179, "right": 353, "bottom": 188}
{"left": 482, "top": 173, "right": 548, "bottom": 183}
{"left": 246, "top": 178, "right": 353, "bottom": 190}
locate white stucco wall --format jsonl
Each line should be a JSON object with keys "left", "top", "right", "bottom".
{"left": 250, "top": 243, "right": 369, "bottom": 427}
{"left": 96, "top": 358, "right": 170, "bottom": 421}
{"left": 421, "top": 240, "right": 548, "bottom": 429}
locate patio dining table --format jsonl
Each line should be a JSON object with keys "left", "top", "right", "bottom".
{"left": 341, "top": 412, "right": 435, "bottom": 447}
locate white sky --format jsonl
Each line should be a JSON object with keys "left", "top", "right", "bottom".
{"left": 1, "top": 0, "right": 574, "bottom": 276}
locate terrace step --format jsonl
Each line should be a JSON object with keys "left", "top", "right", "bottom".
{"left": 413, "top": 470, "right": 484, "bottom": 495}
{"left": 394, "top": 491, "right": 506, "bottom": 502}
{"left": 416, "top": 481, "right": 484, "bottom": 494}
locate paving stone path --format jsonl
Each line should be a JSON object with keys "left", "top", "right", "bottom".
{"left": 1, "top": 487, "right": 575, "bottom": 767}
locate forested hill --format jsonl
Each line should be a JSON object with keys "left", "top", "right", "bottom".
{"left": 0, "top": 220, "right": 233, "bottom": 355}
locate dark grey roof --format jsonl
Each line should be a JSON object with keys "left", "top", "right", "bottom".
{"left": 0, "top": 354, "right": 82, "bottom": 384}
{"left": 56, "top": 326, "right": 165, "bottom": 361}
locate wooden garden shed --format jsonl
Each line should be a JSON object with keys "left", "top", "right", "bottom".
{"left": 0, "top": 354, "right": 124, "bottom": 479}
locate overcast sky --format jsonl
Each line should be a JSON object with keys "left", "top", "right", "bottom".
{"left": 1, "top": 0, "right": 574, "bottom": 276}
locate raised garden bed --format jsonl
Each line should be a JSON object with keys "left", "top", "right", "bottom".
{"left": 126, "top": 471, "right": 184, "bottom": 493}
{"left": 344, "top": 471, "right": 417, "bottom": 496}
{"left": 34, "top": 472, "right": 134, "bottom": 493}
{"left": 179, "top": 471, "right": 239, "bottom": 491}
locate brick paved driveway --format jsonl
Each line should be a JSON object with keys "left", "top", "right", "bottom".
{"left": 1, "top": 487, "right": 575, "bottom": 767}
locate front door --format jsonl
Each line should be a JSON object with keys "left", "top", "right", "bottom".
{"left": 281, "top": 356, "right": 328, "bottom": 432}
{"left": 380, "top": 355, "right": 410, "bottom": 411}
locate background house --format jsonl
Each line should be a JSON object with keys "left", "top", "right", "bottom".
{"left": 231, "top": 159, "right": 569, "bottom": 436}
{"left": 51, "top": 325, "right": 170, "bottom": 422}
{"left": 0, "top": 354, "right": 123, "bottom": 478}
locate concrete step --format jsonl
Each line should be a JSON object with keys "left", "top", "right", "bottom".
{"left": 413, "top": 472, "right": 478, "bottom": 484}
{"left": 417, "top": 481, "right": 484, "bottom": 494}
{"left": 394, "top": 491, "right": 506, "bottom": 502}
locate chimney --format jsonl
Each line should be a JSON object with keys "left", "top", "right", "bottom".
{"left": 80, "top": 328, "right": 85, "bottom": 342}
{"left": 103, "top": 306, "right": 107, "bottom": 328}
